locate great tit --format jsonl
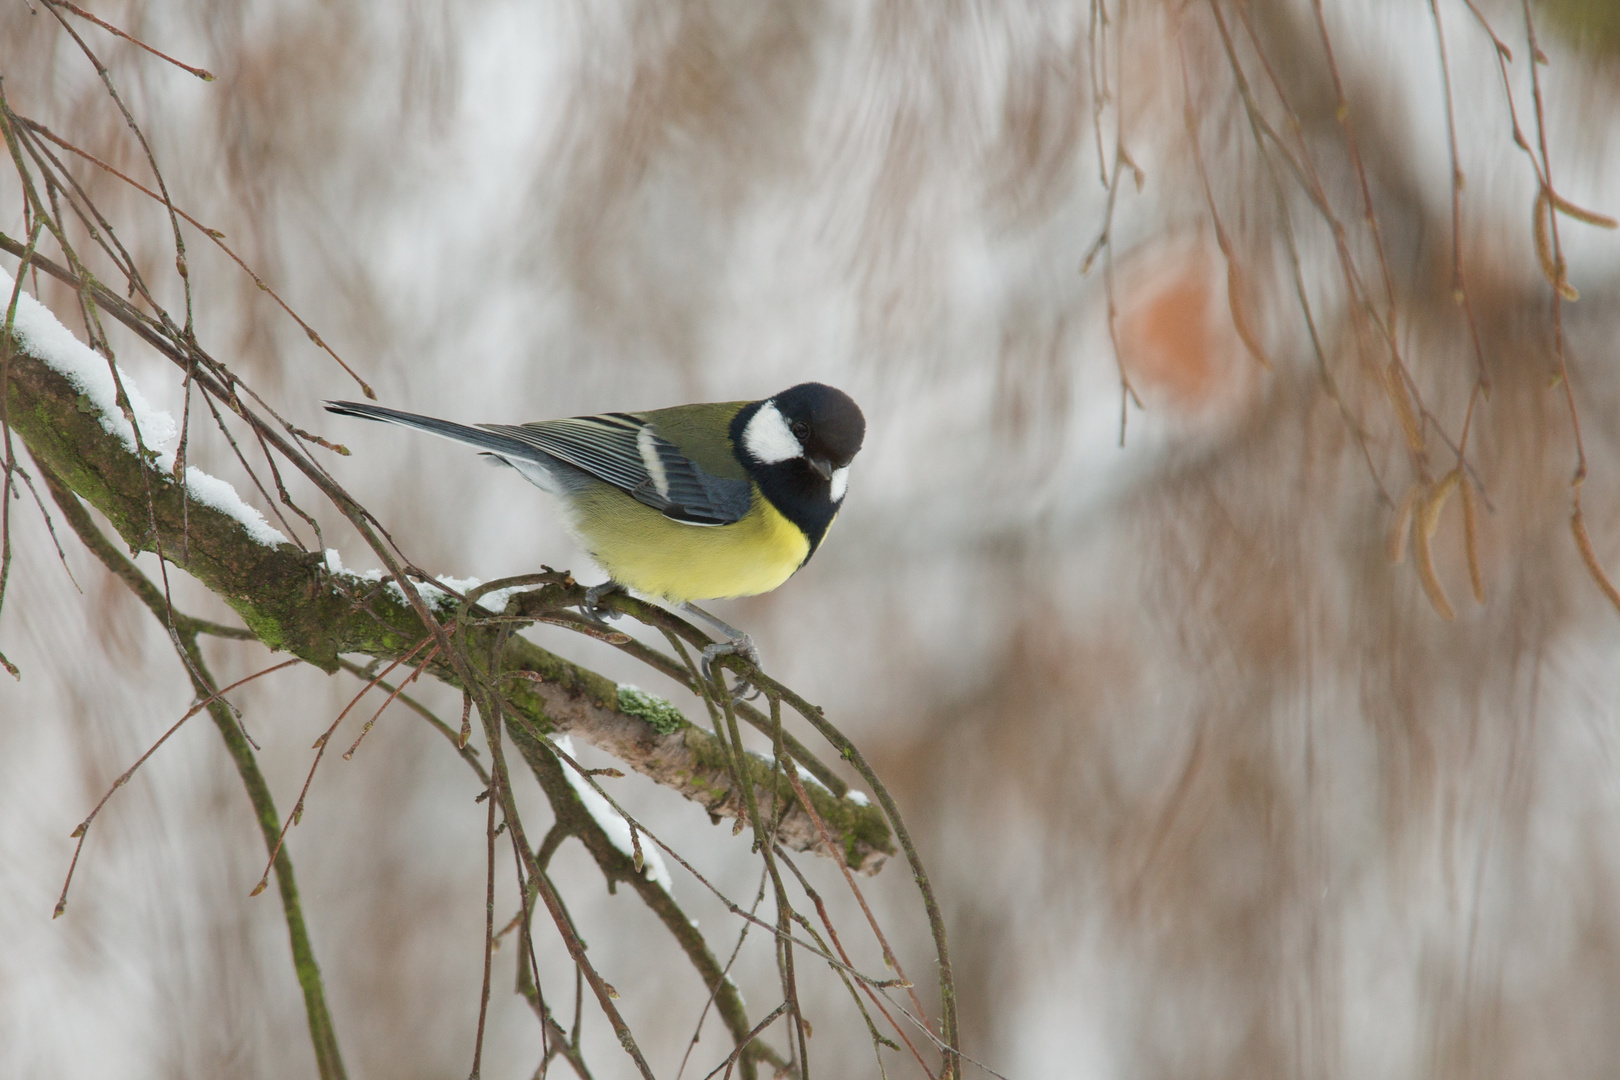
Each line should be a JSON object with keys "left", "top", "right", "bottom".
{"left": 325, "top": 383, "right": 865, "bottom": 659}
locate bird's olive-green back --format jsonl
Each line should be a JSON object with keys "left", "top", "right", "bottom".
{"left": 637, "top": 401, "right": 751, "bottom": 480}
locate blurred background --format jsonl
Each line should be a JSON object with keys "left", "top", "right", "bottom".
{"left": 4, "top": 0, "right": 1620, "bottom": 1076}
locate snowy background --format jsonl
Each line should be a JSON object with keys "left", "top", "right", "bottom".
{"left": 4, "top": 0, "right": 1620, "bottom": 1076}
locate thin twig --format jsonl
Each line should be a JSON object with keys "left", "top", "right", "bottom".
{"left": 48, "top": 0, "right": 214, "bottom": 79}
{"left": 54, "top": 656, "right": 301, "bottom": 917}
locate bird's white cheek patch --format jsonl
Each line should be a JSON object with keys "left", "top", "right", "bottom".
{"left": 829, "top": 467, "right": 849, "bottom": 503}
{"left": 743, "top": 402, "right": 802, "bottom": 464}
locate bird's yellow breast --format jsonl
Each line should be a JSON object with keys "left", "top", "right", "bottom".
{"left": 569, "top": 483, "right": 813, "bottom": 602}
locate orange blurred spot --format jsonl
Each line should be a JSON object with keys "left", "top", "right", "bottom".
{"left": 1116, "top": 249, "right": 1243, "bottom": 411}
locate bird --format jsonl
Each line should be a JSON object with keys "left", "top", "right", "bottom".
{"left": 324, "top": 382, "right": 866, "bottom": 671}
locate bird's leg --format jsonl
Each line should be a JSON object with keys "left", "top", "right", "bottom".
{"left": 681, "top": 602, "right": 764, "bottom": 702}
{"left": 681, "top": 603, "right": 760, "bottom": 666}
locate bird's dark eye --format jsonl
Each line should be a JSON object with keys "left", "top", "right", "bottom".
{"left": 790, "top": 420, "right": 810, "bottom": 441}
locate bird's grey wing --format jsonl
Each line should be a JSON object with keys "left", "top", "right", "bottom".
{"left": 481, "top": 413, "right": 752, "bottom": 526}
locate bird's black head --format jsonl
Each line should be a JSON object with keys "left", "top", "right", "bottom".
{"left": 771, "top": 382, "right": 865, "bottom": 472}
{"left": 731, "top": 382, "right": 865, "bottom": 559}
{"left": 734, "top": 383, "right": 865, "bottom": 476}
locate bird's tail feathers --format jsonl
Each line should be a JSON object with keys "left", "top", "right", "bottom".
{"left": 324, "top": 400, "right": 540, "bottom": 460}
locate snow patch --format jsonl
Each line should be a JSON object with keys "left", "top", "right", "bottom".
{"left": 2, "top": 267, "right": 175, "bottom": 465}
{"left": 553, "top": 736, "right": 672, "bottom": 892}
{"left": 792, "top": 761, "right": 869, "bottom": 806}
{"left": 183, "top": 467, "right": 288, "bottom": 548}
{"left": 320, "top": 550, "right": 527, "bottom": 613}
{"left": 1, "top": 264, "right": 290, "bottom": 548}
{"left": 749, "top": 755, "right": 873, "bottom": 808}
{"left": 795, "top": 763, "right": 831, "bottom": 791}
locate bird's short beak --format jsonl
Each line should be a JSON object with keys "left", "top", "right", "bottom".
{"left": 808, "top": 456, "right": 834, "bottom": 480}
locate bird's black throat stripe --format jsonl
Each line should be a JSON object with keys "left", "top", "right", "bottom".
{"left": 756, "top": 463, "right": 839, "bottom": 563}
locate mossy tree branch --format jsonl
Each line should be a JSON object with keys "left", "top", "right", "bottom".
{"left": 3, "top": 326, "right": 895, "bottom": 873}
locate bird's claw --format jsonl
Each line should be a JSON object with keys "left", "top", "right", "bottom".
{"left": 581, "top": 581, "right": 623, "bottom": 622}
{"left": 701, "top": 635, "right": 763, "bottom": 704}
{"left": 700, "top": 636, "right": 759, "bottom": 675}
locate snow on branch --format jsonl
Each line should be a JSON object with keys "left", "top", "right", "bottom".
{"left": 2, "top": 265, "right": 289, "bottom": 547}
